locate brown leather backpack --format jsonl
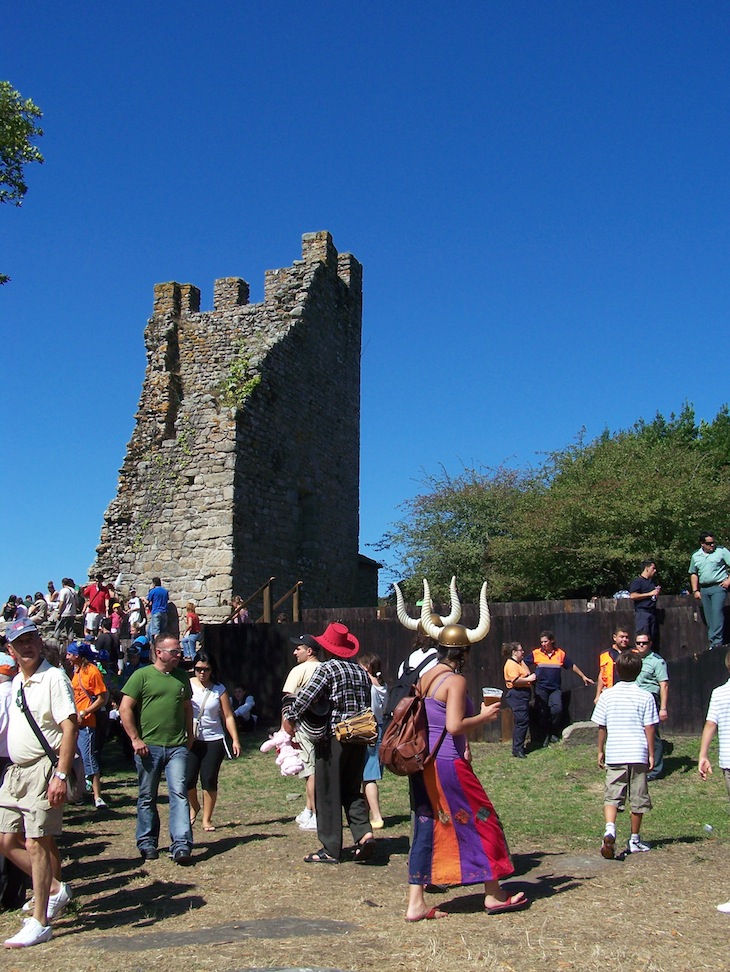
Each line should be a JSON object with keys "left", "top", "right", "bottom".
{"left": 379, "top": 682, "right": 447, "bottom": 776}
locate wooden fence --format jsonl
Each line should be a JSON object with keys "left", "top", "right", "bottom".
{"left": 202, "top": 594, "right": 730, "bottom": 739}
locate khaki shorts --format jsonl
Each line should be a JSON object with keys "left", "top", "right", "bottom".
{"left": 0, "top": 759, "right": 64, "bottom": 838}
{"left": 295, "top": 730, "right": 316, "bottom": 778}
{"left": 604, "top": 763, "right": 652, "bottom": 813}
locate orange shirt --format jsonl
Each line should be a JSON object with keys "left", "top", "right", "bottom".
{"left": 503, "top": 658, "right": 531, "bottom": 690}
{"left": 71, "top": 663, "right": 107, "bottom": 728}
{"left": 597, "top": 649, "right": 620, "bottom": 690}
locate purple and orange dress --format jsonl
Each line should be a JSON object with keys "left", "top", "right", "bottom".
{"left": 408, "top": 687, "right": 514, "bottom": 887}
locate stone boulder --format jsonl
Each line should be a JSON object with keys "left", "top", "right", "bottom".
{"left": 562, "top": 721, "right": 599, "bottom": 746}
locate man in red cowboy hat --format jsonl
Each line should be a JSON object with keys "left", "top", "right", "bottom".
{"left": 283, "top": 622, "right": 374, "bottom": 864}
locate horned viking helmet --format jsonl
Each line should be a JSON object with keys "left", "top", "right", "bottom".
{"left": 393, "top": 575, "right": 461, "bottom": 632}
{"left": 420, "top": 579, "right": 491, "bottom": 647}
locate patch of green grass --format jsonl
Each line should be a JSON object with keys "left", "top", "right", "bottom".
{"left": 100, "top": 734, "right": 729, "bottom": 854}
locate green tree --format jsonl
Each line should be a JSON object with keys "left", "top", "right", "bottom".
{"left": 0, "top": 81, "right": 44, "bottom": 284}
{"left": 376, "top": 464, "right": 536, "bottom": 602}
{"left": 380, "top": 405, "right": 730, "bottom": 602}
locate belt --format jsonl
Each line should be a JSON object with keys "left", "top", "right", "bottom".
{"left": 700, "top": 581, "right": 726, "bottom": 588}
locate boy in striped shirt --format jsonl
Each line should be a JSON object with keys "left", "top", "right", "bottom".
{"left": 591, "top": 651, "right": 658, "bottom": 859}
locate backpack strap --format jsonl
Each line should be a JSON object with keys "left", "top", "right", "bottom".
{"left": 421, "top": 670, "right": 457, "bottom": 699}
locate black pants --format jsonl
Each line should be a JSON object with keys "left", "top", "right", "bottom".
{"left": 314, "top": 736, "right": 369, "bottom": 860}
{"left": 635, "top": 610, "right": 656, "bottom": 639}
{"left": 535, "top": 687, "right": 563, "bottom": 739}
{"left": 506, "top": 689, "right": 531, "bottom": 753}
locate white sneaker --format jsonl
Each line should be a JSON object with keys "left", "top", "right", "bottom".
{"left": 4, "top": 917, "right": 53, "bottom": 948}
{"left": 48, "top": 882, "right": 72, "bottom": 920}
{"left": 627, "top": 837, "right": 651, "bottom": 853}
{"left": 717, "top": 900, "right": 730, "bottom": 914}
{"left": 299, "top": 814, "right": 318, "bottom": 831}
{"left": 295, "top": 808, "right": 313, "bottom": 825}
{"left": 94, "top": 797, "right": 108, "bottom": 810}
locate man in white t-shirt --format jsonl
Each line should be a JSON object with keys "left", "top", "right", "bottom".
{"left": 54, "top": 579, "right": 77, "bottom": 644}
{"left": 0, "top": 620, "right": 78, "bottom": 948}
{"left": 698, "top": 649, "right": 730, "bottom": 913}
{"left": 284, "top": 635, "right": 322, "bottom": 831}
{"left": 591, "top": 650, "right": 658, "bottom": 860}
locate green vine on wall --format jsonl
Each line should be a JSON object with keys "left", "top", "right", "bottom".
{"left": 215, "top": 350, "right": 261, "bottom": 410}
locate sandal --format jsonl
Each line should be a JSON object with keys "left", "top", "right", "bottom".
{"left": 485, "top": 892, "right": 528, "bottom": 914}
{"left": 304, "top": 848, "right": 339, "bottom": 864}
{"left": 354, "top": 836, "right": 376, "bottom": 862}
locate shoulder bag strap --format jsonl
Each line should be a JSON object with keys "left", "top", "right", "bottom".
{"left": 18, "top": 684, "right": 58, "bottom": 767}
{"left": 195, "top": 688, "right": 212, "bottom": 736}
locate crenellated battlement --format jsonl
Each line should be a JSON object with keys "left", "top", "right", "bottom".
{"left": 150, "top": 232, "right": 361, "bottom": 322}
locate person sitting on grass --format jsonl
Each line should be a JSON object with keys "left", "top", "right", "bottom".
{"left": 591, "top": 650, "right": 658, "bottom": 859}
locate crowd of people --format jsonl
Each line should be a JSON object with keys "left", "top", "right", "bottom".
{"left": 0, "top": 547, "right": 729, "bottom": 948}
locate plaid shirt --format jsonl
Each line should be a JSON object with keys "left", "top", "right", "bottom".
{"left": 288, "top": 659, "right": 370, "bottom": 731}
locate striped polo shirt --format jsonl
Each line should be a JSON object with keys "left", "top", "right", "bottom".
{"left": 706, "top": 678, "right": 730, "bottom": 770}
{"left": 591, "top": 680, "right": 658, "bottom": 765}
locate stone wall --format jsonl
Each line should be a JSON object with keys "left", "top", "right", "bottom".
{"left": 93, "top": 232, "right": 375, "bottom": 619}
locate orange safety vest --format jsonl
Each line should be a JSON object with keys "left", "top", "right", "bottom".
{"left": 598, "top": 649, "right": 620, "bottom": 690}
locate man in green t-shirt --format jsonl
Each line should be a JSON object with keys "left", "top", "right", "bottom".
{"left": 689, "top": 532, "right": 730, "bottom": 650}
{"left": 633, "top": 635, "right": 669, "bottom": 780}
{"left": 120, "top": 634, "right": 193, "bottom": 864}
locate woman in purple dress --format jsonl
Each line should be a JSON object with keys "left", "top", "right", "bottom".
{"left": 405, "top": 580, "right": 528, "bottom": 922}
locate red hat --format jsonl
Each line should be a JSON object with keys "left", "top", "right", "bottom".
{"left": 313, "top": 622, "right": 360, "bottom": 659}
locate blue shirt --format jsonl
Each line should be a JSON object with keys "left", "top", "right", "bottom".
{"left": 147, "top": 586, "right": 169, "bottom": 614}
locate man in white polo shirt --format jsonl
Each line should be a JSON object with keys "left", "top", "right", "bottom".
{"left": 0, "top": 619, "right": 78, "bottom": 948}
{"left": 698, "top": 648, "right": 730, "bottom": 914}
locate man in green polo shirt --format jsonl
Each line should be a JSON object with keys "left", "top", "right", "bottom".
{"left": 119, "top": 634, "right": 193, "bottom": 864}
{"left": 689, "top": 533, "right": 730, "bottom": 650}
{"left": 633, "top": 635, "right": 669, "bottom": 780}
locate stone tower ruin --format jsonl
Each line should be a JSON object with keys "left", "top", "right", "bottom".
{"left": 94, "top": 232, "right": 377, "bottom": 619}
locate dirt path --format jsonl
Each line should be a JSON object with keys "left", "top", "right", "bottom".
{"left": 1, "top": 766, "right": 727, "bottom": 972}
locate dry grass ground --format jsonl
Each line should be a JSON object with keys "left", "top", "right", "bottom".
{"left": 1, "top": 735, "right": 728, "bottom": 972}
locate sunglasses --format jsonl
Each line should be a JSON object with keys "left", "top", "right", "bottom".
{"left": 194, "top": 667, "right": 211, "bottom": 673}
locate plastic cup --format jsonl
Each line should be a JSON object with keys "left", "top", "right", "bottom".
{"left": 482, "top": 687, "right": 503, "bottom": 707}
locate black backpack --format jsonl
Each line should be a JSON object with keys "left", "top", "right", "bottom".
{"left": 382, "top": 652, "right": 437, "bottom": 734}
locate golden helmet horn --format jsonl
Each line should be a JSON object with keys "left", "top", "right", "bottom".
{"left": 420, "top": 579, "right": 490, "bottom": 647}
{"left": 394, "top": 575, "right": 461, "bottom": 631}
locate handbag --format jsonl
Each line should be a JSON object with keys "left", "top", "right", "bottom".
{"left": 17, "top": 685, "right": 86, "bottom": 803}
{"left": 193, "top": 687, "right": 212, "bottom": 739}
{"left": 333, "top": 708, "right": 378, "bottom": 745}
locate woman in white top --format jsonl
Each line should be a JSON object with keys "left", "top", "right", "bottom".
{"left": 186, "top": 650, "right": 240, "bottom": 831}
{"left": 359, "top": 652, "right": 387, "bottom": 830}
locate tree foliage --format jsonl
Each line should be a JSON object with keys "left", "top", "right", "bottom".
{"left": 0, "top": 81, "right": 44, "bottom": 284}
{"left": 378, "top": 404, "right": 730, "bottom": 602}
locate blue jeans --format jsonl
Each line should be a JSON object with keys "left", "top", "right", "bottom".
{"left": 148, "top": 611, "right": 168, "bottom": 639}
{"left": 181, "top": 633, "right": 201, "bottom": 660}
{"left": 77, "top": 725, "right": 99, "bottom": 777}
{"left": 134, "top": 745, "right": 192, "bottom": 855}
{"left": 700, "top": 585, "right": 727, "bottom": 648}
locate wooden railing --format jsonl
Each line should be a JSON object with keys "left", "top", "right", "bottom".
{"left": 241, "top": 577, "right": 303, "bottom": 623}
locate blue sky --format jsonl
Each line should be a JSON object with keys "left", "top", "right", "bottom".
{"left": 2, "top": 1, "right": 730, "bottom": 600}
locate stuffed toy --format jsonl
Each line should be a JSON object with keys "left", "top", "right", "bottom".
{"left": 259, "top": 729, "right": 305, "bottom": 777}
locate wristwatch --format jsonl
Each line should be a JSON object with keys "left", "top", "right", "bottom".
{"left": 54, "top": 771, "right": 67, "bottom": 782}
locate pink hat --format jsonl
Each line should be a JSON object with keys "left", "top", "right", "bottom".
{"left": 313, "top": 622, "right": 360, "bottom": 659}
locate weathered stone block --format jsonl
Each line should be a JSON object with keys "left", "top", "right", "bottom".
{"left": 562, "top": 721, "right": 599, "bottom": 746}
